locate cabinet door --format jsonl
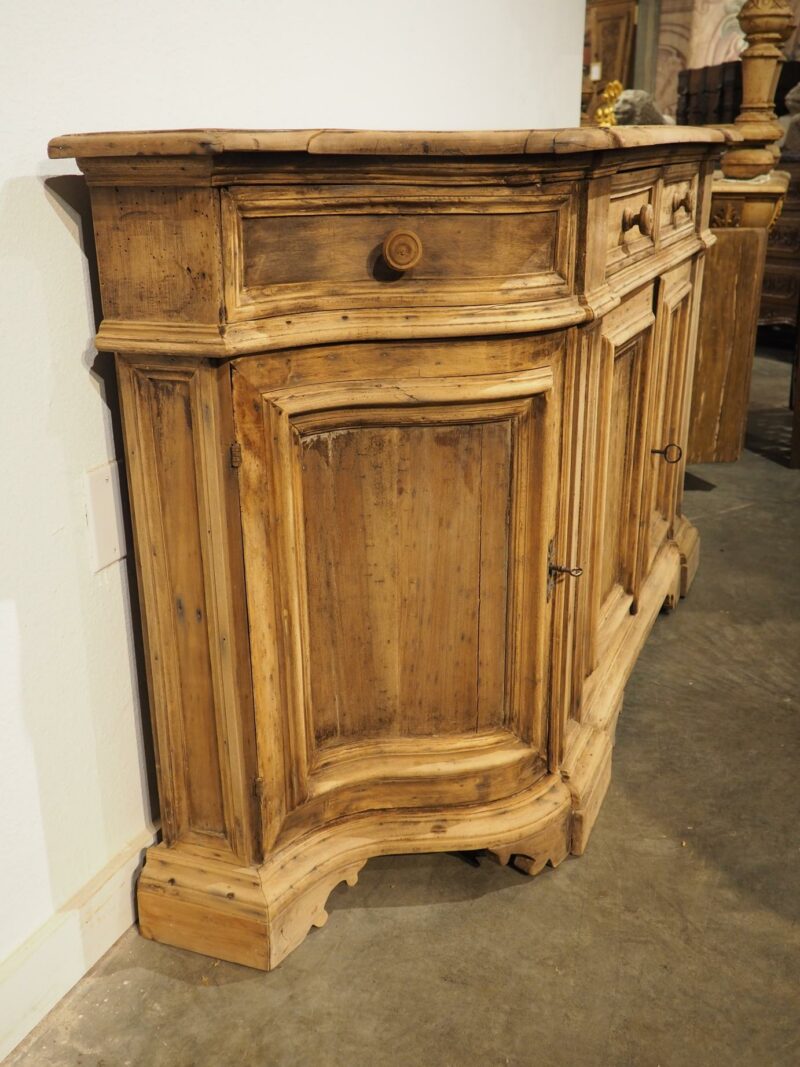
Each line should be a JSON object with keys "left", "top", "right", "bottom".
{"left": 588, "top": 284, "right": 655, "bottom": 670}
{"left": 645, "top": 261, "right": 694, "bottom": 571}
{"left": 231, "top": 335, "right": 564, "bottom": 850}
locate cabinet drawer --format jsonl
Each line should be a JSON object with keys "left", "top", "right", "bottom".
{"left": 606, "top": 172, "right": 658, "bottom": 276}
{"left": 222, "top": 184, "right": 576, "bottom": 323}
{"left": 660, "top": 175, "right": 698, "bottom": 241}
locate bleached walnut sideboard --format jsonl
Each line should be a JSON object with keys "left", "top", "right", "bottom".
{"left": 49, "top": 126, "right": 723, "bottom": 970}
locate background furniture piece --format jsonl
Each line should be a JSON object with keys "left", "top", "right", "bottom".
{"left": 50, "top": 124, "right": 722, "bottom": 971}
{"left": 688, "top": 223, "right": 768, "bottom": 462}
{"left": 582, "top": 0, "right": 638, "bottom": 122}
{"left": 677, "top": 60, "right": 800, "bottom": 127}
{"left": 760, "top": 155, "right": 800, "bottom": 333}
{"left": 684, "top": 0, "right": 796, "bottom": 463}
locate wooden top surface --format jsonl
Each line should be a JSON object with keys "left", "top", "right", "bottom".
{"left": 48, "top": 126, "right": 728, "bottom": 159}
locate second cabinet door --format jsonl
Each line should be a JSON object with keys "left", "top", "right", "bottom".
{"left": 231, "top": 334, "right": 565, "bottom": 851}
{"left": 645, "top": 260, "right": 695, "bottom": 571}
{"left": 589, "top": 284, "right": 655, "bottom": 670}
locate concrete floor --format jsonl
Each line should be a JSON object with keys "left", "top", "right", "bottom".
{"left": 7, "top": 352, "right": 800, "bottom": 1067}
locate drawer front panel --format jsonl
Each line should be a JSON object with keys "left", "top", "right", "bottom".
{"left": 224, "top": 185, "right": 576, "bottom": 321}
{"left": 660, "top": 176, "right": 698, "bottom": 239}
{"left": 606, "top": 176, "right": 657, "bottom": 276}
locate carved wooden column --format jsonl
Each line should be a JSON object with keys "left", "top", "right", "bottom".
{"left": 721, "top": 0, "right": 796, "bottom": 180}
{"left": 688, "top": 0, "right": 795, "bottom": 463}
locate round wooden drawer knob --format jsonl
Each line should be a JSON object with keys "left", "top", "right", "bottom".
{"left": 673, "top": 189, "right": 694, "bottom": 216}
{"left": 382, "top": 229, "right": 423, "bottom": 271}
{"left": 622, "top": 203, "right": 654, "bottom": 238}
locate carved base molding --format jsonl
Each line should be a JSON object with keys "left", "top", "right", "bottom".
{"left": 138, "top": 527, "right": 697, "bottom": 971}
{"left": 710, "top": 169, "right": 790, "bottom": 230}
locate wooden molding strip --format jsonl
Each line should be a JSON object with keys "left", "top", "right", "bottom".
{"left": 49, "top": 126, "right": 727, "bottom": 161}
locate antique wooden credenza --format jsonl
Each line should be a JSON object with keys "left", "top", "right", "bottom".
{"left": 49, "top": 126, "right": 722, "bottom": 969}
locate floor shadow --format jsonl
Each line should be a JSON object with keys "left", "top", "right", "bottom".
{"left": 745, "top": 406, "right": 795, "bottom": 468}
{"left": 741, "top": 348, "right": 797, "bottom": 469}
{"left": 325, "top": 848, "right": 535, "bottom": 915}
{"left": 683, "top": 470, "right": 717, "bottom": 492}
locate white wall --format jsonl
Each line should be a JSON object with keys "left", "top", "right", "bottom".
{"left": 0, "top": 0, "right": 585, "bottom": 1054}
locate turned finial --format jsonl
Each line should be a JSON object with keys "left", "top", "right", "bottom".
{"left": 721, "top": 0, "right": 796, "bottom": 179}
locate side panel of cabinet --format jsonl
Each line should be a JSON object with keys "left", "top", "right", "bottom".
{"left": 231, "top": 335, "right": 565, "bottom": 851}
{"left": 117, "top": 356, "right": 258, "bottom": 862}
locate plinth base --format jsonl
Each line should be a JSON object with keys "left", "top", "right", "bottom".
{"left": 138, "top": 523, "right": 699, "bottom": 971}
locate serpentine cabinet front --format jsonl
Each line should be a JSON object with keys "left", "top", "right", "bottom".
{"left": 48, "top": 127, "right": 721, "bottom": 970}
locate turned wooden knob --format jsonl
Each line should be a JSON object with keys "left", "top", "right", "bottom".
{"left": 622, "top": 203, "right": 654, "bottom": 238}
{"left": 672, "top": 188, "right": 694, "bottom": 217}
{"left": 382, "top": 229, "right": 423, "bottom": 271}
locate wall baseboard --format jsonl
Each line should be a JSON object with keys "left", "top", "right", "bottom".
{"left": 0, "top": 826, "right": 158, "bottom": 1062}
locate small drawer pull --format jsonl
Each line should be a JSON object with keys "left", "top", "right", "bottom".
{"left": 672, "top": 188, "right": 694, "bottom": 217}
{"left": 651, "top": 442, "right": 683, "bottom": 464}
{"left": 382, "top": 229, "right": 423, "bottom": 271}
{"left": 621, "top": 203, "right": 654, "bottom": 238}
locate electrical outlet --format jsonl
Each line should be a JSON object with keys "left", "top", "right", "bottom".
{"left": 85, "top": 460, "right": 127, "bottom": 572}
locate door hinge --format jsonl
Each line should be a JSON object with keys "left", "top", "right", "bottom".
{"left": 230, "top": 442, "right": 242, "bottom": 468}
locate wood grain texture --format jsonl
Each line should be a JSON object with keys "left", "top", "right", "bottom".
{"left": 62, "top": 143, "right": 723, "bottom": 359}
{"left": 231, "top": 347, "right": 559, "bottom": 850}
{"left": 56, "top": 130, "right": 717, "bottom": 970}
{"left": 90, "top": 184, "right": 223, "bottom": 325}
{"left": 117, "top": 357, "right": 257, "bottom": 861}
{"left": 300, "top": 419, "right": 512, "bottom": 740}
{"left": 48, "top": 126, "right": 726, "bottom": 159}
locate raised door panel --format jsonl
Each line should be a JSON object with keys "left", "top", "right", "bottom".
{"left": 589, "top": 284, "right": 655, "bottom": 670}
{"left": 301, "top": 418, "right": 511, "bottom": 740}
{"left": 231, "top": 336, "right": 564, "bottom": 850}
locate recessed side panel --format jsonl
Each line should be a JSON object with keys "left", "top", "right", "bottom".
{"left": 300, "top": 415, "right": 513, "bottom": 742}
{"left": 117, "top": 358, "right": 256, "bottom": 861}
